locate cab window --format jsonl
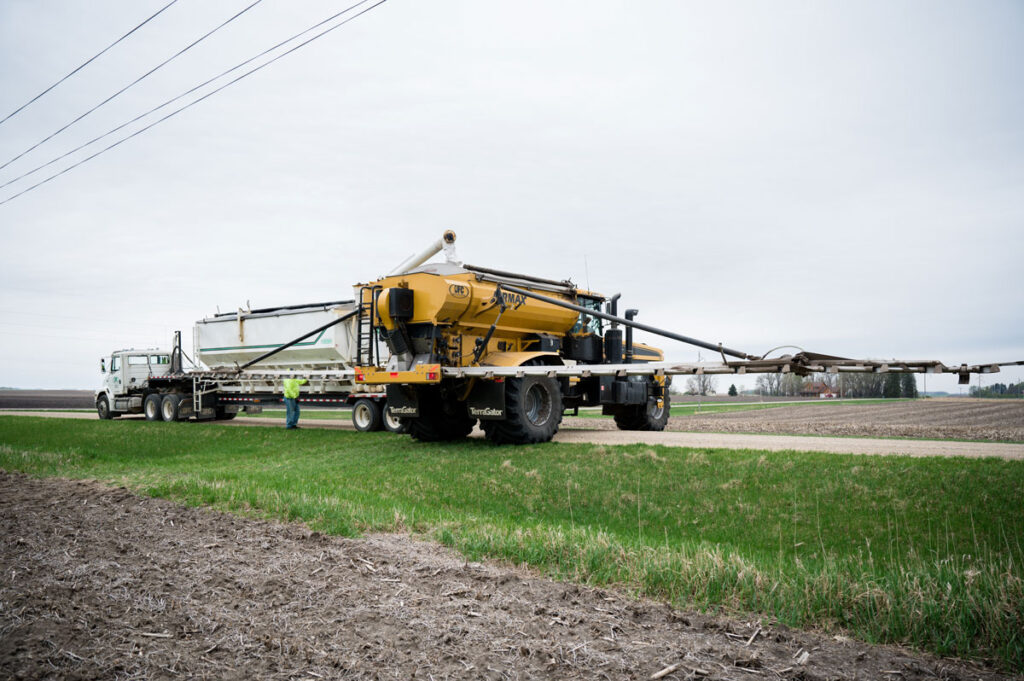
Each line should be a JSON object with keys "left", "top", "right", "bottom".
{"left": 151, "top": 355, "right": 169, "bottom": 365}
{"left": 571, "top": 297, "right": 603, "bottom": 335}
{"left": 127, "top": 355, "right": 149, "bottom": 365}
{"left": 111, "top": 356, "right": 121, "bottom": 372}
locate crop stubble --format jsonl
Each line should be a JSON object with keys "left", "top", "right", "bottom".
{"left": 1, "top": 472, "right": 1016, "bottom": 680}
{"left": 568, "top": 399, "right": 1024, "bottom": 442}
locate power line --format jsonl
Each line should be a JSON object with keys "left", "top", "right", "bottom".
{"left": 0, "top": 0, "right": 180, "bottom": 128}
{"left": 0, "top": 0, "right": 265, "bottom": 173}
{"left": 0, "top": 0, "right": 388, "bottom": 207}
{"left": 0, "top": 0, "right": 375, "bottom": 192}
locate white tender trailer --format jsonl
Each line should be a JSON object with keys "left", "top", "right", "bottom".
{"left": 94, "top": 297, "right": 402, "bottom": 431}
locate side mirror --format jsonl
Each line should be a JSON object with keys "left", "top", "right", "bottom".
{"left": 100, "top": 359, "right": 106, "bottom": 374}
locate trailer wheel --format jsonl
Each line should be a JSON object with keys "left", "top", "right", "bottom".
{"left": 352, "top": 398, "right": 382, "bottom": 432}
{"left": 161, "top": 394, "right": 184, "bottom": 422}
{"left": 144, "top": 394, "right": 163, "bottom": 421}
{"left": 96, "top": 395, "right": 115, "bottom": 420}
{"left": 482, "top": 373, "right": 563, "bottom": 445}
{"left": 614, "top": 395, "right": 670, "bottom": 431}
{"left": 407, "top": 388, "right": 476, "bottom": 442}
{"left": 382, "top": 402, "right": 408, "bottom": 434}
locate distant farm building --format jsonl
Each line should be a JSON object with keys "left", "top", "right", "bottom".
{"left": 800, "top": 381, "right": 837, "bottom": 398}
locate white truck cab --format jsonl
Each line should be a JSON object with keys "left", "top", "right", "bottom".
{"left": 95, "top": 349, "right": 172, "bottom": 419}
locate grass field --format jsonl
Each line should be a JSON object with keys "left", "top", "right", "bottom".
{"left": 1, "top": 415, "right": 1021, "bottom": 670}
{"left": 575, "top": 397, "right": 911, "bottom": 418}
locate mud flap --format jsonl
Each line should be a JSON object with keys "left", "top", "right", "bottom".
{"left": 187, "top": 394, "right": 218, "bottom": 420}
{"left": 466, "top": 379, "right": 506, "bottom": 420}
{"left": 180, "top": 401, "right": 215, "bottom": 419}
{"left": 386, "top": 385, "right": 420, "bottom": 418}
{"left": 599, "top": 376, "right": 648, "bottom": 405}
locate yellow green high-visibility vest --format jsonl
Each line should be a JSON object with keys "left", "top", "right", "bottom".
{"left": 283, "top": 378, "right": 308, "bottom": 399}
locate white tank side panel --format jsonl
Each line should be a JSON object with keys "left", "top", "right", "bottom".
{"left": 195, "top": 305, "right": 360, "bottom": 369}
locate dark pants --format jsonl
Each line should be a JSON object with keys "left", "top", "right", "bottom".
{"left": 285, "top": 398, "right": 300, "bottom": 428}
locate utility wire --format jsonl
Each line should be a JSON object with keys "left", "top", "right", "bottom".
{"left": 0, "top": 0, "right": 374, "bottom": 192}
{"left": 0, "top": 0, "right": 265, "bottom": 173}
{"left": 0, "top": 0, "right": 180, "bottom": 128}
{"left": 0, "top": 0, "right": 387, "bottom": 208}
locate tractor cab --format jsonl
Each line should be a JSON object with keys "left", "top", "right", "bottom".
{"left": 570, "top": 295, "right": 604, "bottom": 336}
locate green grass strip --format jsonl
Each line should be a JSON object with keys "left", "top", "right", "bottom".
{"left": 1, "top": 415, "right": 1021, "bottom": 671}
{"left": 574, "top": 398, "right": 913, "bottom": 418}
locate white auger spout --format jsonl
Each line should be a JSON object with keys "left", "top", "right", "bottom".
{"left": 388, "top": 230, "right": 459, "bottom": 275}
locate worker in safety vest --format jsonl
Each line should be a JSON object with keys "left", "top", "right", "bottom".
{"left": 282, "top": 378, "right": 308, "bottom": 429}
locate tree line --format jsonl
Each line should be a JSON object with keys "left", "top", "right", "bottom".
{"left": 754, "top": 372, "right": 917, "bottom": 398}
{"left": 681, "top": 371, "right": 921, "bottom": 398}
{"left": 969, "top": 381, "right": 1024, "bottom": 398}
{"left": 682, "top": 372, "right": 1023, "bottom": 399}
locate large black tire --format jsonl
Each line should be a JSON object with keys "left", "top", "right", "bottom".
{"left": 352, "top": 398, "right": 382, "bottom": 432}
{"left": 482, "top": 373, "right": 563, "bottom": 445}
{"left": 382, "top": 401, "right": 408, "bottom": 433}
{"left": 407, "top": 388, "right": 476, "bottom": 442}
{"left": 614, "top": 394, "right": 670, "bottom": 431}
{"left": 96, "top": 395, "right": 115, "bottom": 420}
{"left": 161, "top": 394, "right": 185, "bottom": 422}
{"left": 144, "top": 394, "right": 163, "bottom": 421}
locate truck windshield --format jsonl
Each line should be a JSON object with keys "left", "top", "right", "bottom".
{"left": 571, "top": 297, "right": 603, "bottom": 335}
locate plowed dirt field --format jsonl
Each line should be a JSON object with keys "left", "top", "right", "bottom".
{"left": 0, "top": 473, "right": 1016, "bottom": 680}
{"left": 615, "top": 398, "right": 1024, "bottom": 442}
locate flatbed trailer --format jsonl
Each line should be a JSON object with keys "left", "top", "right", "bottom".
{"left": 99, "top": 361, "right": 402, "bottom": 431}
{"left": 136, "top": 367, "right": 400, "bottom": 431}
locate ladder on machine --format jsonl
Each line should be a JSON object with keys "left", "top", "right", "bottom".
{"left": 356, "top": 286, "right": 382, "bottom": 368}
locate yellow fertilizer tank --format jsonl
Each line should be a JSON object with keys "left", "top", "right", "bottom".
{"left": 368, "top": 264, "right": 586, "bottom": 368}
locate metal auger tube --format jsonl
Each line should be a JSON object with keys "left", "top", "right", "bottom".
{"left": 388, "top": 230, "right": 458, "bottom": 276}
{"left": 498, "top": 284, "right": 760, "bottom": 361}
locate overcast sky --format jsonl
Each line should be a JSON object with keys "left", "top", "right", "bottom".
{"left": 0, "top": 0, "right": 1021, "bottom": 393}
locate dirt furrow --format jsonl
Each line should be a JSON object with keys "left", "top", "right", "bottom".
{"left": 1, "top": 472, "right": 1016, "bottom": 680}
